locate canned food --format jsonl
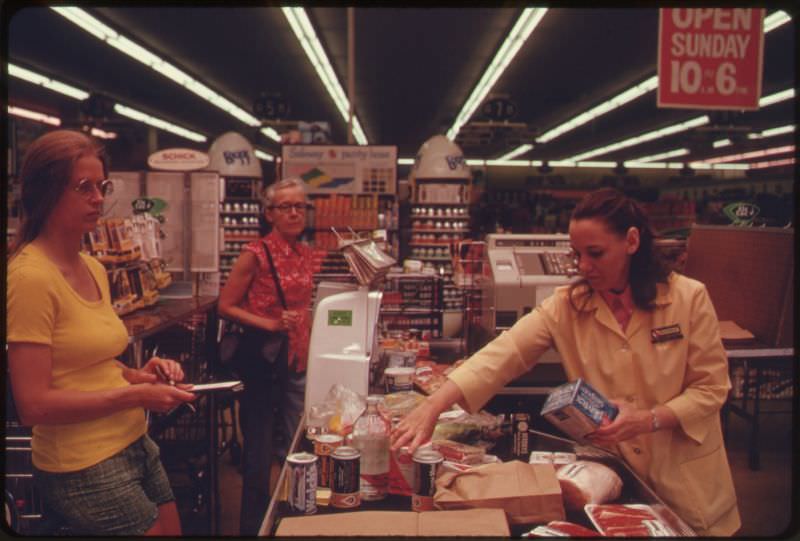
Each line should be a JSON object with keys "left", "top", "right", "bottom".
{"left": 314, "top": 434, "right": 344, "bottom": 488}
{"left": 286, "top": 452, "right": 318, "bottom": 514}
{"left": 412, "top": 448, "right": 443, "bottom": 511}
{"left": 331, "top": 446, "right": 361, "bottom": 509}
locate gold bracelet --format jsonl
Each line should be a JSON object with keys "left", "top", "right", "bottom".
{"left": 650, "top": 408, "right": 660, "bottom": 432}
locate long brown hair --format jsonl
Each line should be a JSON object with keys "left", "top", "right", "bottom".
{"left": 11, "top": 130, "right": 108, "bottom": 257}
{"left": 568, "top": 188, "right": 670, "bottom": 312}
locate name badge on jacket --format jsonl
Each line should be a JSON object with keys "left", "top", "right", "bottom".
{"left": 651, "top": 324, "right": 683, "bottom": 343}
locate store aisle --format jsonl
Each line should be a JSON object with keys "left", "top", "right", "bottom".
{"left": 212, "top": 402, "right": 794, "bottom": 537}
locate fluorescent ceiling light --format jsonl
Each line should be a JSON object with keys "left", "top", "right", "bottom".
{"left": 576, "top": 161, "right": 617, "bottom": 168}
{"left": 537, "top": 76, "right": 659, "bottom": 144}
{"left": 114, "top": 103, "right": 207, "bottom": 143}
{"left": 764, "top": 10, "right": 791, "bottom": 32}
{"left": 466, "top": 159, "right": 486, "bottom": 166}
{"left": 748, "top": 157, "right": 794, "bottom": 170}
{"left": 631, "top": 148, "right": 689, "bottom": 163}
{"left": 50, "top": 7, "right": 280, "bottom": 142}
{"left": 497, "top": 144, "right": 534, "bottom": 161}
{"left": 397, "top": 158, "right": 415, "bottom": 165}
{"left": 696, "top": 145, "right": 795, "bottom": 164}
{"left": 8, "top": 63, "right": 90, "bottom": 100}
{"left": 8, "top": 105, "right": 61, "bottom": 126}
{"left": 255, "top": 150, "right": 274, "bottom": 162}
{"left": 747, "top": 124, "right": 795, "bottom": 139}
{"left": 282, "top": 7, "right": 368, "bottom": 145}
{"left": 566, "top": 116, "right": 710, "bottom": 162}
{"left": 759, "top": 88, "right": 795, "bottom": 107}
{"left": 711, "top": 163, "right": 750, "bottom": 170}
{"left": 712, "top": 139, "right": 733, "bottom": 148}
{"left": 90, "top": 127, "right": 117, "bottom": 139}
{"left": 447, "top": 8, "right": 548, "bottom": 140}
{"left": 549, "top": 160, "right": 577, "bottom": 167}
{"left": 485, "top": 159, "right": 530, "bottom": 167}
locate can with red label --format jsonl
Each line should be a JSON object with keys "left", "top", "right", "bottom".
{"left": 388, "top": 445, "right": 414, "bottom": 496}
{"left": 313, "top": 433, "right": 343, "bottom": 488}
{"left": 411, "top": 448, "right": 443, "bottom": 511}
{"left": 331, "top": 446, "right": 361, "bottom": 509}
{"left": 286, "top": 452, "right": 318, "bottom": 514}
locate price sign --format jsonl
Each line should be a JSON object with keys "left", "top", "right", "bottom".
{"left": 723, "top": 201, "right": 759, "bottom": 225}
{"left": 481, "top": 97, "right": 517, "bottom": 121}
{"left": 657, "top": 8, "right": 764, "bottom": 110}
{"left": 253, "top": 95, "right": 290, "bottom": 120}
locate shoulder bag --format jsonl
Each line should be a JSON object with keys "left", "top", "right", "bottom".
{"left": 219, "top": 240, "right": 289, "bottom": 371}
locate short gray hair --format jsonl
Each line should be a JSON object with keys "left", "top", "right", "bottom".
{"left": 263, "top": 177, "right": 308, "bottom": 208}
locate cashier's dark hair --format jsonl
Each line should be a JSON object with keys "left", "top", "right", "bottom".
{"left": 568, "top": 188, "right": 670, "bottom": 312}
{"left": 11, "top": 130, "right": 108, "bottom": 257}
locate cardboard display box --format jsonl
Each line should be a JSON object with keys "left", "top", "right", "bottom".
{"left": 275, "top": 508, "right": 510, "bottom": 537}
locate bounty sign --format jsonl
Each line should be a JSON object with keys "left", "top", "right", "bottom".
{"left": 658, "top": 8, "right": 764, "bottom": 110}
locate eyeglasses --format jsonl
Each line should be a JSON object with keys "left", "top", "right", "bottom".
{"left": 73, "top": 178, "right": 114, "bottom": 199}
{"left": 269, "top": 203, "right": 309, "bottom": 213}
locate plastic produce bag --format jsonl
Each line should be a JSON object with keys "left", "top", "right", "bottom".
{"left": 432, "top": 409, "right": 504, "bottom": 445}
{"left": 319, "top": 383, "right": 366, "bottom": 436}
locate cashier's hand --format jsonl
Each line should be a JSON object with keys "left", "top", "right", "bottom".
{"left": 390, "top": 400, "right": 438, "bottom": 454}
{"left": 586, "top": 399, "right": 651, "bottom": 445}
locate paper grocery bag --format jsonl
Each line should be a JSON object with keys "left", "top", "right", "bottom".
{"left": 433, "top": 460, "right": 565, "bottom": 525}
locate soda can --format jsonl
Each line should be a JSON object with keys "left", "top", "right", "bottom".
{"left": 388, "top": 445, "right": 414, "bottom": 496}
{"left": 313, "top": 433, "right": 344, "bottom": 488}
{"left": 331, "top": 446, "right": 361, "bottom": 509}
{"left": 412, "top": 448, "right": 443, "bottom": 512}
{"left": 286, "top": 452, "right": 318, "bottom": 514}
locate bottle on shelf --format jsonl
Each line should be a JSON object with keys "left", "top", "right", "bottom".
{"left": 351, "top": 395, "right": 390, "bottom": 501}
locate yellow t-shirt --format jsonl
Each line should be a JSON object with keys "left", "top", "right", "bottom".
{"left": 6, "top": 243, "right": 147, "bottom": 472}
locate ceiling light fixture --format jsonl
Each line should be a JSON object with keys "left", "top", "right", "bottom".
{"left": 282, "top": 7, "right": 368, "bottom": 145}
{"left": 114, "top": 103, "right": 207, "bottom": 143}
{"left": 7, "top": 105, "right": 61, "bottom": 126}
{"left": 695, "top": 145, "right": 795, "bottom": 164}
{"left": 485, "top": 159, "right": 530, "bottom": 167}
{"left": 255, "top": 150, "right": 275, "bottom": 162}
{"left": 748, "top": 157, "right": 794, "bottom": 170}
{"left": 397, "top": 158, "right": 415, "bottom": 165}
{"left": 566, "top": 115, "right": 710, "bottom": 162}
{"left": 496, "top": 144, "right": 534, "bottom": 161}
{"left": 90, "top": 127, "right": 117, "bottom": 139}
{"left": 763, "top": 10, "right": 791, "bottom": 32}
{"left": 759, "top": 88, "right": 795, "bottom": 107}
{"left": 8, "top": 63, "right": 90, "bottom": 100}
{"left": 446, "top": 8, "right": 548, "bottom": 141}
{"left": 747, "top": 124, "right": 795, "bottom": 139}
{"left": 50, "top": 7, "right": 280, "bottom": 142}
{"left": 576, "top": 161, "right": 617, "bottom": 168}
{"left": 537, "top": 76, "right": 659, "bottom": 144}
{"left": 630, "top": 148, "right": 690, "bottom": 163}
{"left": 712, "top": 138, "right": 733, "bottom": 148}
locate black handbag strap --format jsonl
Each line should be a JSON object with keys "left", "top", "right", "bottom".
{"left": 261, "top": 240, "right": 288, "bottom": 310}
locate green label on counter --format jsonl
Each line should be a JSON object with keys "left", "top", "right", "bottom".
{"left": 328, "top": 310, "right": 352, "bottom": 326}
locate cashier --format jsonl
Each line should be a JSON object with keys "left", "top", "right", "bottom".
{"left": 392, "top": 188, "right": 740, "bottom": 536}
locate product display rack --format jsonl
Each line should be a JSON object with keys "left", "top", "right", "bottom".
{"left": 219, "top": 177, "right": 262, "bottom": 284}
{"left": 410, "top": 178, "right": 472, "bottom": 331}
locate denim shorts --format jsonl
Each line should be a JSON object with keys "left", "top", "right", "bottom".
{"left": 33, "top": 434, "right": 174, "bottom": 535}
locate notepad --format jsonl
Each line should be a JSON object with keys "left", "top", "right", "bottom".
{"left": 189, "top": 381, "right": 243, "bottom": 393}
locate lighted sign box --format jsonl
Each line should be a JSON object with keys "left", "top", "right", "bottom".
{"left": 281, "top": 145, "right": 397, "bottom": 194}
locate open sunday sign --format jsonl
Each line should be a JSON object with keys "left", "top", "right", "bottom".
{"left": 657, "top": 8, "right": 765, "bottom": 110}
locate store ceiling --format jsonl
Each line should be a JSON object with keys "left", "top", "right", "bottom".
{"left": 6, "top": 6, "right": 797, "bottom": 165}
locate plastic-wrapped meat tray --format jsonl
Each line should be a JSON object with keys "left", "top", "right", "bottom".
{"left": 585, "top": 504, "right": 676, "bottom": 537}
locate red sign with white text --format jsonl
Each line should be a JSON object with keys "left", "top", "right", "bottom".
{"left": 657, "top": 8, "right": 764, "bottom": 110}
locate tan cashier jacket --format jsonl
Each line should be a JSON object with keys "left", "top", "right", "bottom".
{"left": 448, "top": 273, "right": 740, "bottom": 536}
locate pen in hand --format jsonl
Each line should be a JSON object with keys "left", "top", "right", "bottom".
{"left": 154, "top": 363, "right": 175, "bottom": 386}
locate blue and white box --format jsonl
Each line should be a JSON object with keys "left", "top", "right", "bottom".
{"left": 540, "top": 379, "right": 619, "bottom": 443}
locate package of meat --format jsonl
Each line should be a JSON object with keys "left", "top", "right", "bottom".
{"left": 585, "top": 503, "right": 676, "bottom": 537}
{"left": 546, "top": 521, "right": 601, "bottom": 537}
{"left": 556, "top": 460, "right": 622, "bottom": 510}
{"left": 432, "top": 439, "right": 486, "bottom": 465}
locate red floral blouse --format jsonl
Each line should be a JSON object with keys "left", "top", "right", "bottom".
{"left": 242, "top": 231, "right": 319, "bottom": 373}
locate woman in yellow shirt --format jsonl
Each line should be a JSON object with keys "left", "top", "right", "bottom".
{"left": 6, "top": 130, "right": 196, "bottom": 535}
{"left": 392, "top": 188, "right": 740, "bottom": 536}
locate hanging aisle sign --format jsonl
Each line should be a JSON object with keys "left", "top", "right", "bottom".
{"left": 148, "top": 148, "right": 209, "bottom": 171}
{"left": 657, "top": 8, "right": 764, "bottom": 110}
